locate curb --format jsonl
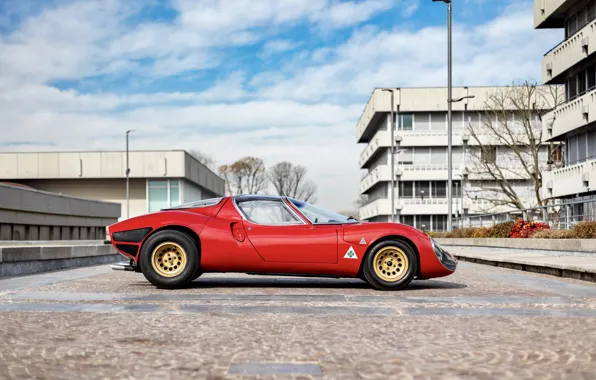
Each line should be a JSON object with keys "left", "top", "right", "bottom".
{"left": 455, "top": 255, "right": 596, "bottom": 283}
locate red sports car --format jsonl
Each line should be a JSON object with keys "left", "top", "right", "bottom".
{"left": 108, "top": 195, "right": 457, "bottom": 290}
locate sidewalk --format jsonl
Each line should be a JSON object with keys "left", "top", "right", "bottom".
{"left": 443, "top": 245, "right": 596, "bottom": 282}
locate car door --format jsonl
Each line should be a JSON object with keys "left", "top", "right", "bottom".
{"left": 236, "top": 197, "right": 338, "bottom": 264}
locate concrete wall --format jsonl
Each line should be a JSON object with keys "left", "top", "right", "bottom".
{"left": 435, "top": 237, "right": 596, "bottom": 253}
{"left": 18, "top": 178, "right": 147, "bottom": 220}
{"left": 0, "top": 183, "right": 120, "bottom": 241}
{"left": 0, "top": 242, "right": 119, "bottom": 277}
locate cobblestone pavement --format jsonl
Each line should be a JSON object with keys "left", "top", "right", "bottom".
{"left": 1, "top": 262, "right": 596, "bottom": 379}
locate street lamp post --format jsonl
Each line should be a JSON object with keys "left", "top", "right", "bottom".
{"left": 432, "top": 0, "right": 475, "bottom": 230}
{"left": 125, "top": 129, "right": 134, "bottom": 219}
{"left": 381, "top": 88, "right": 398, "bottom": 223}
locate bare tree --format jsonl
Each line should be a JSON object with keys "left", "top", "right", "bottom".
{"left": 218, "top": 157, "right": 268, "bottom": 195}
{"left": 354, "top": 194, "right": 369, "bottom": 207}
{"left": 188, "top": 149, "right": 216, "bottom": 171}
{"left": 268, "top": 161, "right": 317, "bottom": 202}
{"left": 465, "top": 80, "right": 564, "bottom": 211}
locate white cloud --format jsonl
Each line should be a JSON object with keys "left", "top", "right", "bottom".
{"left": 0, "top": 0, "right": 561, "bottom": 211}
{"left": 260, "top": 39, "right": 301, "bottom": 58}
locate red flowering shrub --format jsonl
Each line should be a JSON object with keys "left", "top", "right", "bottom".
{"left": 509, "top": 218, "right": 550, "bottom": 238}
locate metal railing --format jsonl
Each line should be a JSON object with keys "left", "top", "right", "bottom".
{"left": 451, "top": 198, "right": 596, "bottom": 230}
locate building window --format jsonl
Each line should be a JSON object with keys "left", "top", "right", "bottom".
{"left": 401, "top": 215, "right": 414, "bottom": 227}
{"left": 579, "top": 69, "right": 587, "bottom": 95}
{"left": 589, "top": 66, "right": 596, "bottom": 90}
{"left": 481, "top": 146, "right": 497, "bottom": 163}
{"left": 415, "top": 181, "right": 430, "bottom": 199}
{"left": 432, "top": 215, "right": 447, "bottom": 231}
{"left": 565, "top": 1, "right": 596, "bottom": 38}
{"left": 400, "top": 114, "right": 413, "bottom": 130}
{"left": 148, "top": 179, "right": 181, "bottom": 213}
{"left": 452, "top": 181, "right": 462, "bottom": 198}
{"left": 430, "top": 112, "right": 446, "bottom": 131}
{"left": 567, "top": 75, "right": 578, "bottom": 100}
{"left": 432, "top": 181, "right": 447, "bottom": 198}
{"left": 400, "top": 181, "right": 414, "bottom": 198}
{"left": 419, "top": 215, "right": 431, "bottom": 231}
{"left": 170, "top": 180, "right": 180, "bottom": 207}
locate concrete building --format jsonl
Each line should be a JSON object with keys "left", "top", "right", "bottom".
{"left": 0, "top": 150, "right": 225, "bottom": 221}
{"left": 536, "top": 1, "right": 596, "bottom": 217}
{"left": 356, "top": 86, "right": 549, "bottom": 231}
{"left": 0, "top": 182, "right": 120, "bottom": 241}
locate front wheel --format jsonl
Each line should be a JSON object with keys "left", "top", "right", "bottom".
{"left": 139, "top": 230, "right": 199, "bottom": 289}
{"left": 362, "top": 240, "right": 417, "bottom": 291}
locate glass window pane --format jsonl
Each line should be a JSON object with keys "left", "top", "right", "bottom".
{"left": 430, "top": 112, "right": 445, "bottom": 131}
{"left": 430, "top": 147, "right": 446, "bottom": 164}
{"left": 401, "top": 215, "right": 414, "bottom": 227}
{"left": 579, "top": 132, "right": 588, "bottom": 162}
{"left": 170, "top": 180, "right": 180, "bottom": 207}
{"left": 414, "top": 113, "right": 429, "bottom": 130}
{"left": 148, "top": 180, "right": 168, "bottom": 213}
{"left": 589, "top": 129, "right": 596, "bottom": 158}
{"left": 419, "top": 215, "right": 431, "bottom": 231}
{"left": 401, "top": 114, "right": 413, "bottom": 130}
{"left": 451, "top": 112, "right": 463, "bottom": 131}
{"left": 567, "top": 135, "right": 578, "bottom": 164}
{"left": 398, "top": 148, "right": 413, "bottom": 164}
{"left": 238, "top": 200, "right": 299, "bottom": 224}
{"left": 579, "top": 70, "right": 587, "bottom": 94}
{"left": 400, "top": 182, "right": 413, "bottom": 197}
{"left": 433, "top": 215, "right": 447, "bottom": 231}
{"left": 413, "top": 147, "right": 430, "bottom": 164}
{"left": 589, "top": 1, "right": 596, "bottom": 21}
{"left": 589, "top": 66, "right": 596, "bottom": 89}
{"left": 452, "top": 181, "right": 462, "bottom": 198}
{"left": 432, "top": 181, "right": 447, "bottom": 198}
{"left": 416, "top": 181, "right": 430, "bottom": 198}
{"left": 579, "top": 8, "right": 587, "bottom": 28}
{"left": 568, "top": 76, "right": 577, "bottom": 99}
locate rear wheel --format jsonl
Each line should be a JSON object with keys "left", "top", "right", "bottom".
{"left": 363, "top": 240, "right": 417, "bottom": 291}
{"left": 139, "top": 230, "right": 199, "bottom": 289}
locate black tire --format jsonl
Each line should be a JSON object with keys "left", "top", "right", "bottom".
{"left": 362, "top": 239, "right": 418, "bottom": 291}
{"left": 139, "top": 230, "right": 200, "bottom": 289}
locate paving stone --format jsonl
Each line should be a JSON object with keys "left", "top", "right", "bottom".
{"left": 0, "top": 262, "right": 596, "bottom": 379}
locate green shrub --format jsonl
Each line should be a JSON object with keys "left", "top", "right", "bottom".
{"left": 572, "top": 221, "right": 596, "bottom": 239}
{"left": 531, "top": 229, "right": 577, "bottom": 239}
{"left": 487, "top": 221, "right": 514, "bottom": 238}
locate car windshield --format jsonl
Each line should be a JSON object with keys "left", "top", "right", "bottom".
{"left": 288, "top": 198, "right": 358, "bottom": 224}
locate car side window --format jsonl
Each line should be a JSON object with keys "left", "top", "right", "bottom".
{"left": 237, "top": 200, "right": 302, "bottom": 225}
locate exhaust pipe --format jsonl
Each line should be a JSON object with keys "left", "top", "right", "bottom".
{"left": 111, "top": 261, "right": 136, "bottom": 271}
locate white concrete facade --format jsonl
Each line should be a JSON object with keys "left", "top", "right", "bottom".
{"left": 0, "top": 150, "right": 225, "bottom": 221}
{"left": 538, "top": 0, "right": 596, "bottom": 202}
{"left": 356, "top": 87, "right": 546, "bottom": 231}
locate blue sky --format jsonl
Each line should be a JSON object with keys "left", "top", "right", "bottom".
{"left": 0, "top": 0, "right": 561, "bottom": 210}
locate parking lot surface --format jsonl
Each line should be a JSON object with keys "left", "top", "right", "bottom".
{"left": 1, "top": 262, "right": 596, "bottom": 379}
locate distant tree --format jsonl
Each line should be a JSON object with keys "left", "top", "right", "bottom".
{"left": 188, "top": 149, "right": 216, "bottom": 171}
{"left": 268, "top": 161, "right": 317, "bottom": 202}
{"left": 218, "top": 156, "right": 268, "bottom": 195}
{"left": 465, "top": 80, "right": 564, "bottom": 211}
{"left": 354, "top": 194, "right": 369, "bottom": 207}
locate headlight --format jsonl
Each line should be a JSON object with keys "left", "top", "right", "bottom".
{"left": 431, "top": 239, "right": 457, "bottom": 271}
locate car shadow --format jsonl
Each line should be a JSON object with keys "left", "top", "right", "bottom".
{"left": 173, "top": 277, "right": 468, "bottom": 290}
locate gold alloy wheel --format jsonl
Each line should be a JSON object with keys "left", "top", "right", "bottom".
{"left": 151, "top": 242, "right": 187, "bottom": 278}
{"left": 373, "top": 246, "right": 409, "bottom": 282}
